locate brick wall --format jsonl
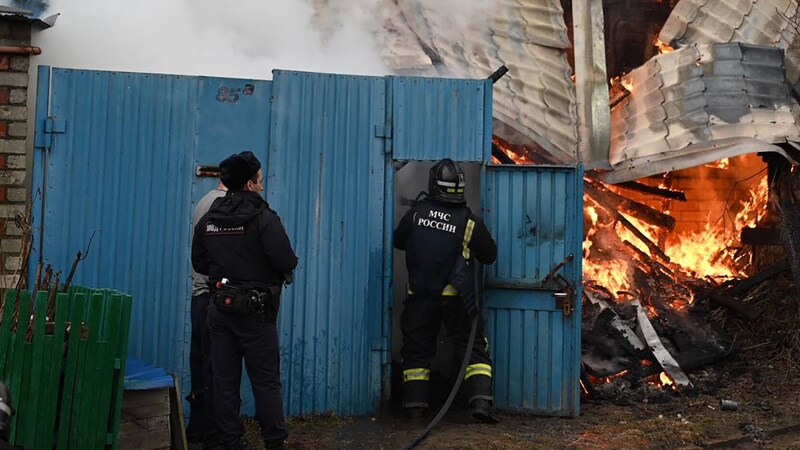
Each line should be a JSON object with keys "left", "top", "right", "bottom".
{"left": 0, "top": 19, "right": 31, "bottom": 286}
{"left": 611, "top": 153, "right": 769, "bottom": 247}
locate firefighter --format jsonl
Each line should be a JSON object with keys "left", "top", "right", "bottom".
{"left": 393, "top": 158, "right": 499, "bottom": 423}
{"left": 192, "top": 151, "right": 297, "bottom": 450}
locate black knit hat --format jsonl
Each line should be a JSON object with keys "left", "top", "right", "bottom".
{"left": 219, "top": 151, "right": 261, "bottom": 190}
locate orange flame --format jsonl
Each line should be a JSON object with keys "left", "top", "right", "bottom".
{"left": 655, "top": 39, "right": 674, "bottom": 54}
{"left": 583, "top": 170, "right": 769, "bottom": 302}
{"left": 492, "top": 137, "right": 532, "bottom": 164}
{"left": 706, "top": 158, "right": 730, "bottom": 169}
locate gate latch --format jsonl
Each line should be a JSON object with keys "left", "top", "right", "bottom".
{"left": 543, "top": 254, "right": 575, "bottom": 316}
{"left": 553, "top": 286, "right": 575, "bottom": 316}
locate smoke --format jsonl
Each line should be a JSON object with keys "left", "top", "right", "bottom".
{"left": 409, "top": 0, "right": 495, "bottom": 36}
{"left": 31, "top": 0, "right": 390, "bottom": 79}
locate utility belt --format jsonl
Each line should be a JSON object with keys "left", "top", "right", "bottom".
{"left": 210, "top": 280, "right": 281, "bottom": 322}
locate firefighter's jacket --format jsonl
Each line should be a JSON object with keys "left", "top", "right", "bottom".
{"left": 394, "top": 197, "right": 497, "bottom": 299}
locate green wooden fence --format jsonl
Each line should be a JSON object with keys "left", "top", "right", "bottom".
{"left": 0, "top": 286, "right": 133, "bottom": 449}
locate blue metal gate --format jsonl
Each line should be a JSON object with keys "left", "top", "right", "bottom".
{"left": 32, "top": 67, "right": 275, "bottom": 414}
{"left": 482, "top": 165, "right": 584, "bottom": 416}
{"left": 32, "top": 65, "right": 582, "bottom": 417}
{"left": 267, "top": 71, "right": 388, "bottom": 415}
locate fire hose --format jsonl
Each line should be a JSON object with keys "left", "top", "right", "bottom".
{"left": 399, "top": 261, "right": 482, "bottom": 450}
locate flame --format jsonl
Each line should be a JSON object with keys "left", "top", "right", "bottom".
{"left": 610, "top": 75, "right": 634, "bottom": 93}
{"left": 706, "top": 158, "right": 730, "bottom": 169}
{"left": 655, "top": 39, "right": 674, "bottom": 54}
{"left": 621, "top": 79, "right": 633, "bottom": 92}
{"left": 659, "top": 372, "right": 673, "bottom": 386}
{"left": 583, "top": 170, "right": 769, "bottom": 302}
{"left": 492, "top": 137, "right": 532, "bottom": 164}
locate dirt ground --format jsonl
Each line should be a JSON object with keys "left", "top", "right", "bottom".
{"left": 235, "top": 322, "right": 800, "bottom": 450}
{"left": 233, "top": 274, "right": 800, "bottom": 450}
{"left": 233, "top": 342, "right": 800, "bottom": 449}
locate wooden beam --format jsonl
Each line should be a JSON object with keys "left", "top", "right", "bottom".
{"left": 585, "top": 180, "right": 676, "bottom": 230}
{"left": 615, "top": 180, "right": 687, "bottom": 201}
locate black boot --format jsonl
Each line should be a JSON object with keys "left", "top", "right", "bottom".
{"left": 265, "top": 440, "right": 285, "bottom": 450}
{"left": 406, "top": 406, "right": 426, "bottom": 419}
{"left": 220, "top": 438, "right": 250, "bottom": 450}
{"left": 471, "top": 399, "right": 500, "bottom": 424}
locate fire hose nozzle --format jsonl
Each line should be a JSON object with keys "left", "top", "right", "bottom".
{"left": 488, "top": 65, "right": 509, "bottom": 84}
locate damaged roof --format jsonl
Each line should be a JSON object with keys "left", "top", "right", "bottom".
{"left": 378, "top": 0, "right": 580, "bottom": 163}
{"left": 605, "top": 43, "right": 800, "bottom": 184}
{"left": 659, "top": 0, "right": 800, "bottom": 86}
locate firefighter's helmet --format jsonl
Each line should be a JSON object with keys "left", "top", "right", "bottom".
{"left": 429, "top": 158, "right": 466, "bottom": 204}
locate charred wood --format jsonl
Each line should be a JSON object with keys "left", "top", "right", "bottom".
{"left": 728, "top": 259, "right": 790, "bottom": 296}
{"left": 584, "top": 194, "right": 670, "bottom": 263}
{"left": 741, "top": 227, "right": 782, "bottom": 246}
{"left": 616, "top": 211, "right": 671, "bottom": 263}
{"left": 585, "top": 291, "right": 646, "bottom": 353}
{"left": 623, "top": 240, "right": 676, "bottom": 280}
{"left": 585, "top": 181, "right": 676, "bottom": 230}
{"left": 768, "top": 155, "right": 800, "bottom": 295}
{"left": 491, "top": 144, "right": 516, "bottom": 164}
{"left": 708, "top": 294, "right": 763, "bottom": 321}
{"left": 615, "top": 180, "right": 687, "bottom": 201}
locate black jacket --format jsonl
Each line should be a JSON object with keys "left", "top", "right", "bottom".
{"left": 192, "top": 191, "right": 297, "bottom": 290}
{"left": 393, "top": 198, "right": 497, "bottom": 298}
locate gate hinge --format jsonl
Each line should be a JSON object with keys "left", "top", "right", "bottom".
{"left": 45, "top": 117, "right": 66, "bottom": 134}
{"left": 374, "top": 124, "right": 392, "bottom": 139}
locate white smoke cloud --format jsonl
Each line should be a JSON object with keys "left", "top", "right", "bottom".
{"left": 409, "top": 0, "right": 495, "bottom": 37}
{"left": 31, "top": 0, "right": 390, "bottom": 79}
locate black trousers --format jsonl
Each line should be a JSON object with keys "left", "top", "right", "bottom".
{"left": 186, "top": 293, "right": 216, "bottom": 443}
{"left": 401, "top": 295, "right": 494, "bottom": 408}
{"left": 208, "top": 303, "right": 287, "bottom": 447}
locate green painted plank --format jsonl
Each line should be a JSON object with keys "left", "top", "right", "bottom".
{"left": 39, "top": 292, "right": 69, "bottom": 450}
{"left": 66, "top": 339, "right": 88, "bottom": 450}
{"left": 79, "top": 292, "right": 108, "bottom": 449}
{"left": 56, "top": 292, "right": 86, "bottom": 450}
{"left": 8, "top": 290, "right": 31, "bottom": 444}
{"left": 94, "top": 294, "right": 122, "bottom": 446}
{"left": 71, "top": 292, "right": 103, "bottom": 450}
{"left": 36, "top": 335, "right": 55, "bottom": 450}
{"left": 19, "top": 292, "right": 48, "bottom": 447}
{"left": 109, "top": 294, "right": 133, "bottom": 450}
{"left": 0, "top": 289, "right": 16, "bottom": 377}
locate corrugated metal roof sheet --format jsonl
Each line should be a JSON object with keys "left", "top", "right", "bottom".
{"left": 370, "top": 0, "right": 579, "bottom": 162}
{"left": 660, "top": 0, "right": 800, "bottom": 84}
{"left": 605, "top": 43, "right": 800, "bottom": 183}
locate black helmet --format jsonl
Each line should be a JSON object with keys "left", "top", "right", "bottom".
{"left": 428, "top": 158, "right": 466, "bottom": 204}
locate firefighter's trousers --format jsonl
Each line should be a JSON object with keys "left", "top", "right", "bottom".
{"left": 401, "top": 295, "right": 493, "bottom": 408}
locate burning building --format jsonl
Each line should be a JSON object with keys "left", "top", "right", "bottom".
{"left": 339, "top": 0, "right": 800, "bottom": 400}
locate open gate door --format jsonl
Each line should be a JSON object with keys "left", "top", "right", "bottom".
{"left": 483, "top": 164, "right": 584, "bottom": 417}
